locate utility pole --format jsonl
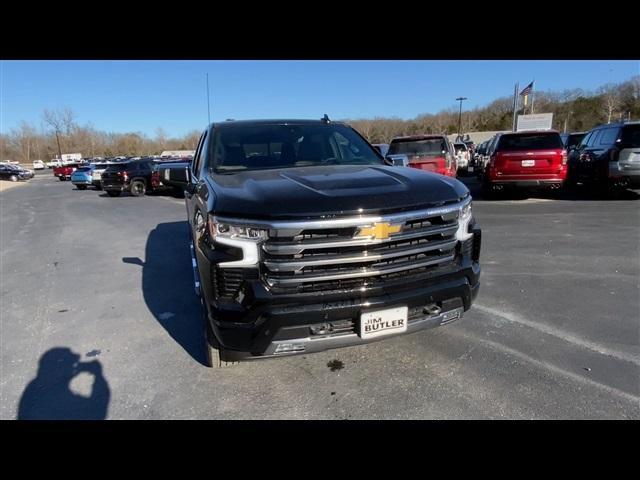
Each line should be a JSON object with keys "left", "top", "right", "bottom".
{"left": 54, "top": 129, "right": 62, "bottom": 161}
{"left": 456, "top": 97, "right": 467, "bottom": 137}
{"left": 564, "top": 111, "right": 572, "bottom": 133}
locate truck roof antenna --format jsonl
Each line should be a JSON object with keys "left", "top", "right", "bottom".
{"left": 322, "top": 114, "right": 330, "bottom": 124}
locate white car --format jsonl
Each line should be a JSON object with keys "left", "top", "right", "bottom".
{"left": 46, "top": 160, "right": 62, "bottom": 168}
{"left": 453, "top": 143, "right": 470, "bottom": 170}
{"left": 90, "top": 163, "right": 112, "bottom": 189}
{"left": 32, "top": 160, "right": 45, "bottom": 170}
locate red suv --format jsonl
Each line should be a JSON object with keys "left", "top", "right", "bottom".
{"left": 387, "top": 135, "right": 457, "bottom": 177}
{"left": 482, "top": 130, "right": 567, "bottom": 194}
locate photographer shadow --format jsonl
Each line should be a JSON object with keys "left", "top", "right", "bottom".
{"left": 17, "top": 347, "right": 110, "bottom": 420}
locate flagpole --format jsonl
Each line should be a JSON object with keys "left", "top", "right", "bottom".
{"left": 512, "top": 82, "right": 519, "bottom": 132}
{"left": 531, "top": 79, "right": 535, "bottom": 115}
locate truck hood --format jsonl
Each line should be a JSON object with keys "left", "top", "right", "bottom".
{"left": 209, "top": 165, "right": 469, "bottom": 219}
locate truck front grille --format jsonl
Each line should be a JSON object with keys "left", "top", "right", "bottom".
{"left": 260, "top": 202, "right": 466, "bottom": 293}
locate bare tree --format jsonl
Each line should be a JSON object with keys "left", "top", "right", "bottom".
{"left": 9, "top": 122, "right": 38, "bottom": 163}
{"left": 155, "top": 127, "right": 168, "bottom": 151}
{"left": 598, "top": 84, "right": 621, "bottom": 124}
{"left": 43, "top": 108, "right": 73, "bottom": 159}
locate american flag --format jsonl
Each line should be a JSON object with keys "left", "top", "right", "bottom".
{"left": 519, "top": 81, "right": 534, "bottom": 97}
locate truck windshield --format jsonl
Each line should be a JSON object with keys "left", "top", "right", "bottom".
{"left": 213, "top": 123, "right": 383, "bottom": 172}
{"left": 388, "top": 138, "right": 447, "bottom": 157}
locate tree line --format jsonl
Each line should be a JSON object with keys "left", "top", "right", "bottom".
{"left": 2, "top": 76, "right": 638, "bottom": 163}
{"left": 345, "top": 76, "right": 640, "bottom": 144}
{"left": 1, "top": 109, "right": 202, "bottom": 163}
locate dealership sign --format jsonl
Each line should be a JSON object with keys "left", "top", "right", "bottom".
{"left": 517, "top": 113, "right": 553, "bottom": 131}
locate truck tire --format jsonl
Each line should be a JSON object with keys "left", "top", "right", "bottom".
{"left": 481, "top": 179, "right": 497, "bottom": 199}
{"left": 205, "top": 322, "right": 238, "bottom": 368}
{"left": 59, "top": 177, "right": 65, "bottom": 181}
{"left": 107, "top": 190, "right": 121, "bottom": 197}
{"left": 130, "top": 179, "right": 146, "bottom": 197}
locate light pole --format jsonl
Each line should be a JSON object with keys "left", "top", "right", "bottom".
{"left": 456, "top": 97, "right": 467, "bottom": 138}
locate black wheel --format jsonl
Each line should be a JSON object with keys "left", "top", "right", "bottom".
{"left": 106, "top": 190, "right": 121, "bottom": 197}
{"left": 204, "top": 321, "right": 238, "bottom": 368}
{"left": 95, "top": 184, "right": 102, "bottom": 191}
{"left": 130, "top": 179, "right": 146, "bottom": 197}
{"left": 202, "top": 299, "right": 238, "bottom": 368}
{"left": 10, "top": 175, "right": 18, "bottom": 182}
{"left": 77, "top": 185, "right": 87, "bottom": 190}
{"left": 58, "top": 177, "right": 65, "bottom": 181}
{"left": 481, "top": 179, "right": 497, "bottom": 199}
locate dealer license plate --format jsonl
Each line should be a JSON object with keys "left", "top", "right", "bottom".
{"left": 360, "top": 306, "right": 408, "bottom": 339}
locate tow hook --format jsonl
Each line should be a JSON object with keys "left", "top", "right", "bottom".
{"left": 423, "top": 304, "right": 442, "bottom": 316}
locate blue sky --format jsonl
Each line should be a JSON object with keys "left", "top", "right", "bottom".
{"left": 2, "top": 60, "right": 638, "bottom": 138}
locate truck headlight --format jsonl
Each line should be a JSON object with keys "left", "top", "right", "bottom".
{"left": 456, "top": 200, "right": 474, "bottom": 241}
{"left": 207, "top": 216, "right": 267, "bottom": 268}
{"left": 214, "top": 223, "right": 267, "bottom": 240}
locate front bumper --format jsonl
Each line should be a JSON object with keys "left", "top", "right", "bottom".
{"left": 72, "top": 178, "right": 92, "bottom": 185}
{"left": 102, "top": 183, "right": 127, "bottom": 192}
{"left": 199, "top": 236, "right": 481, "bottom": 360}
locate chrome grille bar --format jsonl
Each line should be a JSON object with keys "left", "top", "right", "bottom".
{"left": 264, "top": 239, "right": 458, "bottom": 272}
{"left": 262, "top": 224, "right": 458, "bottom": 255}
{"left": 265, "top": 253, "right": 456, "bottom": 286}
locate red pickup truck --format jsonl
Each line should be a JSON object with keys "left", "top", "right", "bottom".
{"left": 387, "top": 135, "right": 458, "bottom": 177}
{"left": 53, "top": 164, "right": 78, "bottom": 181}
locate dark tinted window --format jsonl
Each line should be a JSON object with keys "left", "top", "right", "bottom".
{"left": 620, "top": 124, "right": 640, "bottom": 148}
{"left": 497, "top": 133, "right": 563, "bottom": 151}
{"left": 579, "top": 131, "right": 592, "bottom": 148}
{"left": 598, "top": 128, "right": 619, "bottom": 146}
{"left": 567, "top": 133, "right": 585, "bottom": 148}
{"left": 213, "top": 123, "right": 382, "bottom": 172}
{"left": 388, "top": 138, "right": 448, "bottom": 156}
{"left": 105, "top": 164, "right": 127, "bottom": 172}
{"left": 588, "top": 129, "right": 602, "bottom": 147}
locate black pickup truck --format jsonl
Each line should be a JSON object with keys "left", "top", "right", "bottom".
{"left": 174, "top": 118, "right": 481, "bottom": 367}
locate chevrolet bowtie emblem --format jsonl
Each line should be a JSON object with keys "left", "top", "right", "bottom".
{"left": 358, "top": 223, "right": 402, "bottom": 240}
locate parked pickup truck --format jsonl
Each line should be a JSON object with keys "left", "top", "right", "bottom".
{"left": 168, "top": 118, "right": 482, "bottom": 367}
{"left": 156, "top": 159, "right": 191, "bottom": 197}
{"left": 53, "top": 164, "right": 78, "bottom": 181}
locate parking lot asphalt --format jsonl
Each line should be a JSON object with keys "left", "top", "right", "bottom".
{"left": 1, "top": 170, "right": 639, "bottom": 419}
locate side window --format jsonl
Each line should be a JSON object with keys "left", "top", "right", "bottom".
{"left": 191, "top": 131, "right": 207, "bottom": 180}
{"left": 196, "top": 132, "right": 210, "bottom": 177}
{"left": 589, "top": 129, "right": 604, "bottom": 147}
{"left": 579, "top": 132, "right": 592, "bottom": 148}
{"left": 599, "top": 128, "right": 619, "bottom": 146}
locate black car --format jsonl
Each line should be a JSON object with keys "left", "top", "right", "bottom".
{"left": 100, "top": 160, "right": 162, "bottom": 197}
{"left": 567, "top": 121, "right": 640, "bottom": 189}
{"left": 0, "top": 164, "right": 34, "bottom": 181}
{"left": 176, "top": 118, "right": 482, "bottom": 367}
